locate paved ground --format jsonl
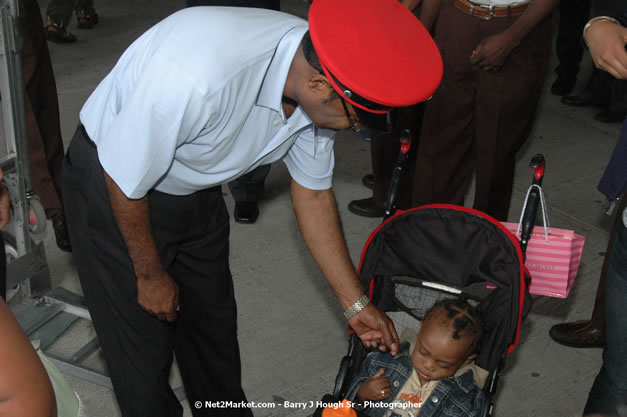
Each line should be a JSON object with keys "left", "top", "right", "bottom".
{"left": 6, "top": 1, "right": 625, "bottom": 416}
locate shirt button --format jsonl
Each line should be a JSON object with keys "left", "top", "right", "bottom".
{"left": 431, "top": 396, "right": 439, "bottom": 404}
{"left": 393, "top": 381, "right": 400, "bottom": 387}
{"left": 273, "top": 120, "right": 280, "bottom": 126}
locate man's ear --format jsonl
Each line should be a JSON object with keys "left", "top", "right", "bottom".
{"left": 307, "top": 72, "right": 333, "bottom": 94}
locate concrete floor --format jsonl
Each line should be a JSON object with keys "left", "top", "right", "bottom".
{"left": 9, "top": 0, "right": 625, "bottom": 415}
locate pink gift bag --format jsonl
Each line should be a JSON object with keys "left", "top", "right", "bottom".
{"left": 500, "top": 222, "right": 585, "bottom": 298}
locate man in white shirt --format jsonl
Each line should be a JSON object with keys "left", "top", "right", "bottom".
{"left": 61, "top": 1, "right": 442, "bottom": 415}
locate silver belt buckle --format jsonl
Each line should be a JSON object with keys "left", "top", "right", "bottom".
{"left": 479, "top": 4, "right": 495, "bottom": 20}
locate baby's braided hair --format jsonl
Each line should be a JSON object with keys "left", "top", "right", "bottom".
{"left": 424, "top": 297, "right": 484, "bottom": 353}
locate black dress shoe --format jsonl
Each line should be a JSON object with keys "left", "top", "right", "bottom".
{"left": 52, "top": 214, "right": 72, "bottom": 252}
{"left": 550, "top": 77, "right": 576, "bottom": 96}
{"left": 233, "top": 201, "right": 259, "bottom": 224}
{"left": 561, "top": 94, "right": 595, "bottom": 107}
{"left": 362, "top": 174, "right": 374, "bottom": 190}
{"left": 549, "top": 320, "right": 603, "bottom": 348}
{"left": 348, "top": 197, "right": 385, "bottom": 218}
{"left": 594, "top": 109, "right": 626, "bottom": 123}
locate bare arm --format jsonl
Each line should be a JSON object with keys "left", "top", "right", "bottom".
{"left": 470, "top": 0, "right": 560, "bottom": 71}
{"left": 290, "top": 180, "right": 399, "bottom": 354}
{"left": 0, "top": 299, "right": 56, "bottom": 417}
{"left": 104, "top": 172, "right": 179, "bottom": 322}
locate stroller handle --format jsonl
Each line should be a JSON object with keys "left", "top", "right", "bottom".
{"left": 384, "top": 129, "right": 412, "bottom": 220}
{"left": 520, "top": 154, "right": 545, "bottom": 256}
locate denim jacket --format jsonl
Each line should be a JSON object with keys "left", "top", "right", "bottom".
{"left": 346, "top": 343, "right": 486, "bottom": 417}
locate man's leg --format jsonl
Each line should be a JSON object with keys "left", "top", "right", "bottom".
{"left": 148, "top": 189, "right": 252, "bottom": 417}
{"left": 228, "top": 165, "right": 271, "bottom": 224}
{"left": 75, "top": 0, "right": 98, "bottom": 29}
{"left": 411, "top": 3, "right": 478, "bottom": 209}
{"left": 20, "top": 0, "right": 70, "bottom": 251}
{"left": 550, "top": 195, "right": 627, "bottom": 348}
{"left": 551, "top": 0, "right": 590, "bottom": 95}
{"left": 583, "top": 210, "right": 627, "bottom": 416}
{"left": 61, "top": 126, "right": 183, "bottom": 417}
{"left": 45, "top": 0, "right": 77, "bottom": 43}
{"left": 348, "top": 105, "right": 421, "bottom": 217}
{"left": 473, "top": 16, "right": 551, "bottom": 221}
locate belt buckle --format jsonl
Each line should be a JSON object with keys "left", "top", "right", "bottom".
{"left": 478, "top": 4, "right": 495, "bottom": 20}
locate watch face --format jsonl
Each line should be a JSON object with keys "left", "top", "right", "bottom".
{"left": 622, "top": 206, "right": 627, "bottom": 229}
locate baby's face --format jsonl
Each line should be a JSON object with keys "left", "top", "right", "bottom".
{"left": 411, "top": 314, "right": 474, "bottom": 385}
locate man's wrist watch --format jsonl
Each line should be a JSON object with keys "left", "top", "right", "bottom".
{"left": 344, "top": 295, "right": 370, "bottom": 320}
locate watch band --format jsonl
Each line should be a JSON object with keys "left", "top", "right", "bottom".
{"left": 343, "top": 295, "right": 370, "bottom": 320}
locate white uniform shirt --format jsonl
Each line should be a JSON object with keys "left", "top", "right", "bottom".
{"left": 80, "top": 7, "right": 336, "bottom": 199}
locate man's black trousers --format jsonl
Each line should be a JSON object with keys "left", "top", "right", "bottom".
{"left": 61, "top": 124, "right": 253, "bottom": 417}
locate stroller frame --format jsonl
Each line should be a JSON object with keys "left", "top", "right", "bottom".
{"left": 322, "top": 146, "right": 546, "bottom": 416}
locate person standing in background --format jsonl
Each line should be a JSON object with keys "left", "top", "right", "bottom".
{"left": 411, "top": 0, "right": 559, "bottom": 221}
{"left": 21, "top": 0, "right": 71, "bottom": 251}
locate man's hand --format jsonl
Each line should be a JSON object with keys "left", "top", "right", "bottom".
{"left": 470, "top": 32, "right": 516, "bottom": 72}
{"left": 0, "top": 169, "right": 10, "bottom": 230}
{"left": 357, "top": 369, "right": 393, "bottom": 402}
{"left": 585, "top": 20, "right": 627, "bottom": 80}
{"left": 349, "top": 303, "right": 399, "bottom": 355}
{"left": 104, "top": 171, "right": 178, "bottom": 321}
{"left": 137, "top": 271, "right": 179, "bottom": 322}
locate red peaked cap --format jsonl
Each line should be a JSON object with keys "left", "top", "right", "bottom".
{"left": 308, "top": 0, "right": 443, "bottom": 114}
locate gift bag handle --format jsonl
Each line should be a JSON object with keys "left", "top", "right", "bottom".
{"left": 517, "top": 183, "right": 551, "bottom": 244}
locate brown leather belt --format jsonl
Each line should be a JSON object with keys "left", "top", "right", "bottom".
{"left": 454, "top": 0, "right": 528, "bottom": 19}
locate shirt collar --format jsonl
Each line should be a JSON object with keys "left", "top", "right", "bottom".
{"left": 256, "top": 26, "right": 308, "bottom": 120}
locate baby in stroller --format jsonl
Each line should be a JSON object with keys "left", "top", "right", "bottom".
{"left": 346, "top": 298, "right": 486, "bottom": 417}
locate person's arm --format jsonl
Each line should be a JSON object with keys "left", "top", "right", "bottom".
{"left": 0, "top": 298, "right": 56, "bottom": 417}
{"left": 584, "top": 15, "right": 627, "bottom": 80}
{"left": 470, "top": 0, "right": 560, "bottom": 71}
{"left": 290, "top": 180, "right": 399, "bottom": 354}
{"left": 356, "top": 368, "right": 393, "bottom": 402}
{"left": 104, "top": 172, "right": 179, "bottom": 322}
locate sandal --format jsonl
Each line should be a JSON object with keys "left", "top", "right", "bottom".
{"left": 45, "top": 18, "right": 77, "bottom": 43}
{"left": 76, "top": 10, "right": 99, "bottom": 29}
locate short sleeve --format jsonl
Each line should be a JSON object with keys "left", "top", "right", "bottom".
{"left": 282, "top": 127, "right": 335, "bottom": 190}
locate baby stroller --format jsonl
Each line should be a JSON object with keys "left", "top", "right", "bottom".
{"left": 315, "top": 146, "right": 546, "bottom": 417}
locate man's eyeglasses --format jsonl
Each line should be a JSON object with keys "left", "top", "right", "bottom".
{"left": 341, "top": 99, "right": 361, "bottom": 133}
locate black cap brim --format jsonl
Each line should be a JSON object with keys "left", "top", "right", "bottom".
{"left": 355, "top": 107, "right": 399, "bottom": 134}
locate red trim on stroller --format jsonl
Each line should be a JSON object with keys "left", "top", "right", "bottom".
{"left": 354, "top": 204, "right": 527, "bottom": 356}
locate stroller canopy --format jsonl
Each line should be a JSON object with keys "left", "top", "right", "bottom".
{"left": 357, "top": 205, "right": 530, "bottom": 374}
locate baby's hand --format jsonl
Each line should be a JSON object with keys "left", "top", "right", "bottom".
{"left": 357, "top": 368, "right": 393, "bottom": 402}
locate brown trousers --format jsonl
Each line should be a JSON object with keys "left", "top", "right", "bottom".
{"left": 411, "top": 0, "right": 552, "bottom": 221}
{"left": 20, "top": 0, "right": 65, "bottom": 217}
